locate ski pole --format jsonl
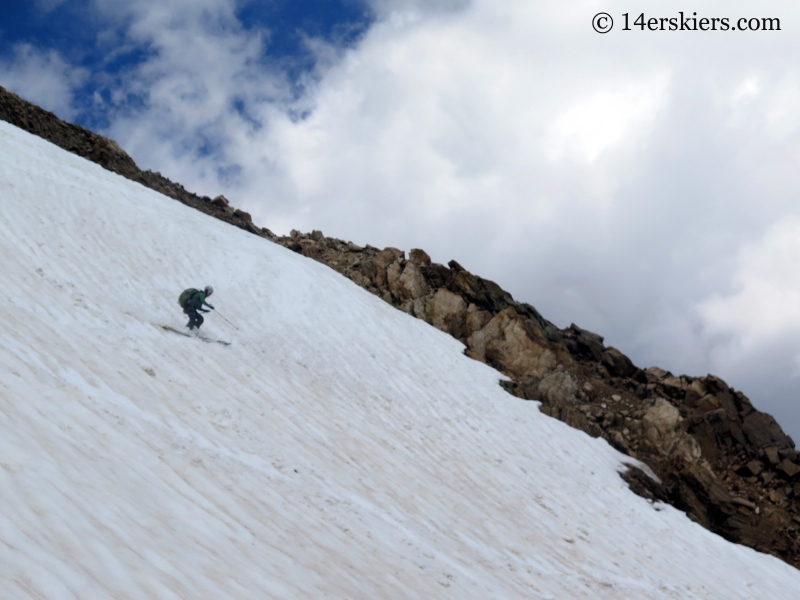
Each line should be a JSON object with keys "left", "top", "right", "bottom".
{"left": 212, "top": 308, "right": 239, "bottom": 331}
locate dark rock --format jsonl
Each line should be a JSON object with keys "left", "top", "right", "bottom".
{"left": 745, "top": 460, "right": 764, "bottom": 476}
{"left": 602, "top": 347, "right": 638, "bottom": 378}
{"left": 621, "top": 465, "right": 669, "bottom": 503}
{"left": 409, "top": 248, "right": 431, "bottom": 266}
{"left": 769, "top": 488, "right": 788, "bottom": 503}
{"left": 564, "top": 324, "right": 605, "bottom": 362}
{"left": 742, "top": 412, "right": 794, "bottom": 450}
{"left": 644, "top": 367, "right": 671, "bottom": 383}
{"left": 447, "top": 259, "right": 464, "bottom": 271}
{"left": 778, "top": 459, "right": 800, "bottom": 478}
{"left": 765, "top": 447, "right": 781, "bottom": 465}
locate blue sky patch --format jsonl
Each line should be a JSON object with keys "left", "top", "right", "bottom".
{"left": 0, "top": 0, "right": 373, "bottom": 129}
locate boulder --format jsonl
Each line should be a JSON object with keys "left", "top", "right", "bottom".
{"left": 395, "top": 261, "right": 428, "bottom": 300}
{"left": 778, "top": 459, "right": 800, "bottom": 478}
{"left": 537, "top": 369, "right": 578, "bottom": 405}
{"left": 408, "top": 248, "right": 431, "bottom": 266}
{"left": 662, "top": 376, "right": 686, "bottom": 392}
{"left": 765, "top": 447, "right": 780, "bottom": 465}
{"left": 696, "top": 394, "right": 721, "bottom": 413}
{"left": 211, "top": 194, "right": 230, "bottom": 208}
{"left": 232, "top": 208, "right": 252, "bottom": 222}
{"left": 465, "top": 304, "right": 492, "bottom": 335}
{"left": 564, "top": 325, "right": 605, "bottom": 361}
{"left": 644, "top": 367, "right": 671, "bottom": 382}
{"left": 743, "top": 412, "right": 794, "bottom": 450}
{"left": 642, "top": 398, "right": 702, "bottom": 462}
{"left": 745, "top": 460, "right": 764, "bottom": 476}
{"left": 684, "top": 379, "right": 707, "bottom": 407}
{"left": 602, "top": 347, "right": 638, "bottom": 378}
{"left": 426, "top": 289, "right": 468, "bottom": 339}
{"left": 467, "top": 308, "right": 556, "bottom": 378}
{"left": 376, "top": 247, "right": 404, "bottom": 266}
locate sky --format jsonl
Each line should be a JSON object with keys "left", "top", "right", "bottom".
{"left": 2, "top": 0, "right": 800, "bottom": 441}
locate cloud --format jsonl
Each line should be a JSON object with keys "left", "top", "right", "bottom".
{"left": 33, "top": 0, "right": 70, "bottom": 12}
{"left": 0, "top": 44, "right": 86, "bottom": 119}
{"left": 699, "top": 217, "right": 800, "bottom": 352}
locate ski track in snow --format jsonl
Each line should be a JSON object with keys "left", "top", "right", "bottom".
{"left": 1, "top": 120, "right": 799, "bottom": 598}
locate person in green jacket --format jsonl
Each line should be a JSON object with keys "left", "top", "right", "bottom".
{"left": 180, "top": 286, "right": 215, "bottom": 331}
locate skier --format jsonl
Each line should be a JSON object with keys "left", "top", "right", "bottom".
{"left": 179, "top": 286, "right": 215, "bottom": 331}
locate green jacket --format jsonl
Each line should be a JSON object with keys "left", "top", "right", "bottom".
{"left": 185, "top": 290, "right": 212, "bottom": 311}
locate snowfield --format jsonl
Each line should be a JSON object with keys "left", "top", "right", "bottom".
{"left": 1, "top": 120, "right": 800, "bottom": 599}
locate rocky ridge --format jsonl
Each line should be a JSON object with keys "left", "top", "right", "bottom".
{"left": 3, "top": 84, "right": 800, "bottom": 569}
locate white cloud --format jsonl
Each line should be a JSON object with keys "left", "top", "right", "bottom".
{"left": 699, "top": 217, "right": 800, "bottom": 351}
{"left": 545, "top": 77, "right": 669, "bottom": 164}
{"left": 0, "top": 44, "right": 86, "bottom": 119}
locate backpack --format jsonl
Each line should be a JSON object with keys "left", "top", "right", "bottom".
{"left": 179, "top": 288, "right": 199, "bottom": 307}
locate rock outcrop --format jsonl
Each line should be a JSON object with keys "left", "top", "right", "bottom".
{"left": 3, "top": 83, "right": 800, "bottom": 570}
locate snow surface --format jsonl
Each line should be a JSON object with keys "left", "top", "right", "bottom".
{"left": 1, "top": 120, "right": 799, "bottom": 599}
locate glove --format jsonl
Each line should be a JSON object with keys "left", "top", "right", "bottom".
{"left": 207, "top": 304, "right": 215, "bottom": 310}
{"left": 200, "top": 309, "right": 210, "bottom": 313}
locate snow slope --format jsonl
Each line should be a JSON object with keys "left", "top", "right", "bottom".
{"left": 1, "top": 120, "right": 799, "bottom": 599}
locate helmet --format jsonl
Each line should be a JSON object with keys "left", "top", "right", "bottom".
{"left": 204, "top": 285, "right": 214, "bottom": 296}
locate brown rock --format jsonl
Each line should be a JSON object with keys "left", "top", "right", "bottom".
{"left": 609, "top": 430, "right": 631, "bottom": 453}
{"left": 684, "top": 380, "right": 707, "bottom": 407}
{"left": 426, "top": 289, "right": 468, "bottom": 338}
{"left": 466, "top": 308, "right": 556, "bottom": 378}
{"left": 537, "top": 369, "right": 578, "bottom": 405}
{"left": 662, "top": 376, "right": 686, "bottom": 393}
{"left": 765, "top": 447, "right": 780, "bottom": 465}
{"left": 769, "top": 488, "right": 787, "bottom": 503}
{"left": 644, "top": 367, "right": 671, "bottom": 382}
{"left": 386, "top": 261, "right": 404, "bottom": 296}
{"left": 465, "top": 304, "right": 492, "bottom": 335}
{"left": 232, "top": 208, "right": 252, "bottom": 222}
{"left": 376, "top": 247, "right": 404, "bottom": 266}
{"left": 742, "top": 412, "right": 795, "bottom": 450}
{"left": 777, "top": 459, "right": 800, "bottom": 478}
{"left": 408, "top": 248, "right": 431, "bottom": 266}
{"left": 696, "top": 394, "right": 721, "bottom": 413}
{"left": 396, "top": 262, "right": 428, "bottom": 300}
{"left": 732, "top": 497, "right": 757, "bottom": 510}
{"left": 642, "top": 398, "right": 701, "bottom": 462}
{"left": 602, "top": 347, "right": 638, "bottom": 378}
{"left": 746, "top": 460, "right": 764, "bottom": 476}
{"left": 564, "top": 325, "right": 605, "bottom": 361}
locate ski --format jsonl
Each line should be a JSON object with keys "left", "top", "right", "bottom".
{"left": 158, "top": 325, "right": 231, "bottom": 346}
